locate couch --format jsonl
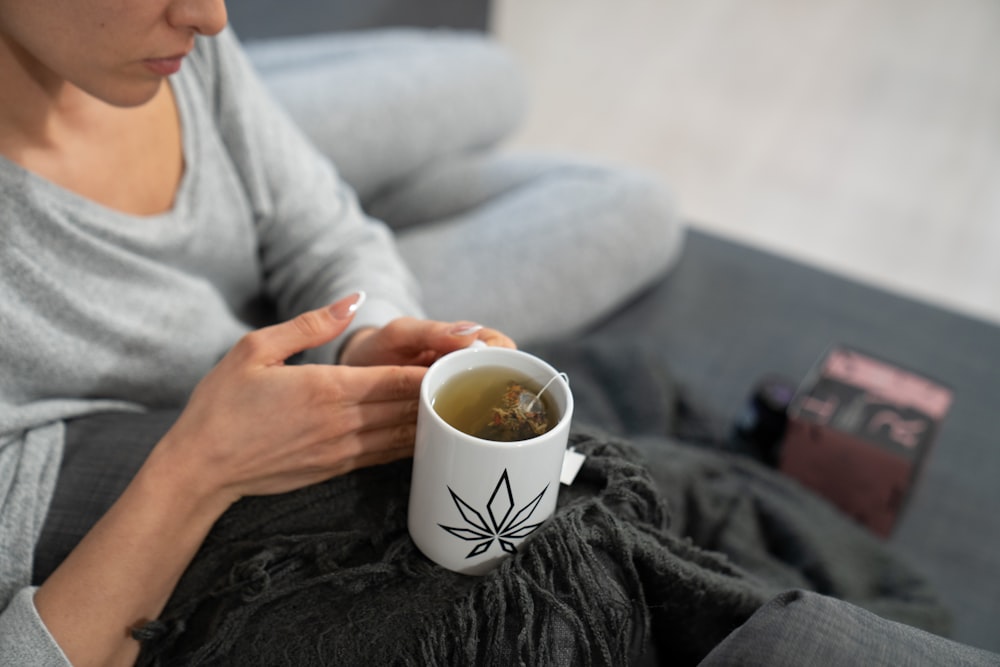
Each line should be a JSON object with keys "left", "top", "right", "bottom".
{"left": 224, "top": 0, "right": 1000, "bottom": 660}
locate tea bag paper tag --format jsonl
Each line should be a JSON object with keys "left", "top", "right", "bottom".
{"left": 560, "top": 448, "right": 586, "bottom": 486}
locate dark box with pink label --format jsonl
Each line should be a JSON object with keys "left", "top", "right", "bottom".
{"left": 779, "top": 345, "right": 953, "bottom": 537}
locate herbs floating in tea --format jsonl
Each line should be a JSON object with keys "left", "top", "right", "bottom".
{"left": 432, "top": 366, "right": 560, "bottom": 442}
{"left": 475, "top": 381, "right": 551, "bottom": 441}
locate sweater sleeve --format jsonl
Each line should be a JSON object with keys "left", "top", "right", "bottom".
{"left": 195, "top": 28, "right": 427, "bottom": 361}
{"left": 0, "top": 588, "right": 71, "bottom": 666}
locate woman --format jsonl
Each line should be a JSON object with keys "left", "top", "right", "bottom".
{"left": 0, "top": 1, "right": 680, "bottom": 664}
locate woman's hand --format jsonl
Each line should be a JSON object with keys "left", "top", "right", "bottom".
{"left": 34, "top": 297, "right": 518, "bottom": 667}
{"left": 153, "top": 293, "right": 427, "bottom": 508}
{"left": 339, "top": 317, "right": 516, "bottom": 368}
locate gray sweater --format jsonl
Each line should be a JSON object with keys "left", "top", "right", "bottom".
{"left": 0, "top": 28, "right": 423, "bottom": 663}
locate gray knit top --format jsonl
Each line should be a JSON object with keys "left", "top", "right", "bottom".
{"left": 0, "top": 28, "right": 423, "bottom": 663}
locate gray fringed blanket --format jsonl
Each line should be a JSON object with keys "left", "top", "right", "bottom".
{"left": 136, "top": 340, "right": 950, "bottom": 666}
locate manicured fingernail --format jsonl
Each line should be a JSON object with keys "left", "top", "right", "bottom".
{"left": 330, "top": 291, "right": 366, "bottom": 319}
{"left": 448, "top": 323, "right": 483, "bottom": 336}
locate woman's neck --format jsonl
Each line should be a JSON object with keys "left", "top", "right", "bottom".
{"left": 0, "top": 34, "right": 96, "bottom": 143}
{"left": 0, "top": 46, "right": 184, "bottom": 217}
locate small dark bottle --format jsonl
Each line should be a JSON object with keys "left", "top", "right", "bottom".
{"left": 731, "top": 375, "right": 797, "bottom": 466}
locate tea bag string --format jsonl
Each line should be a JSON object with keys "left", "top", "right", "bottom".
{"left": 521, "top": 372, "right": 569, "bottom": 414}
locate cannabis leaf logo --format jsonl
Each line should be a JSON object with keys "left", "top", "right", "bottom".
{"left": 439, "top": 469, "right": 548, "bottom": 559}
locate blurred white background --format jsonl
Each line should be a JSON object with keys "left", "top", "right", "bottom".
{"left": 492, "top": 0, "right": 1000, "bottom": 325}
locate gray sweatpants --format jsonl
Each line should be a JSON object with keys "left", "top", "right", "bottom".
{"left": 245, "top": 29, "right": 683, "bottom": 343}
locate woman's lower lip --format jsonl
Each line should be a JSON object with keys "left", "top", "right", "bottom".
{"left": 143, "top": 57, "right": 184, "bottom": 76}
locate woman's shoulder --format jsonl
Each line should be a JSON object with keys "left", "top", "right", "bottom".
{"left": 183, "top": 27, "right": 238, "bottom": 94}
{"left": 180, "top": 27, "right": 270, "bottom": 123}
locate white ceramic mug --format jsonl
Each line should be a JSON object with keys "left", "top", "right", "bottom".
{"left": 407, "top": 346, "right": 574, "bottom": 575}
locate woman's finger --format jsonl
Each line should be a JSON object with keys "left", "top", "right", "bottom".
{"left": 338, "top": 317, "right": 518, "bottom": 367}
{"left": 324, "top": 424, "right": 418, "bottom": 473}
{"left": 305, "top": 364, "right": 426, "bottom": 404}
{"left": 386, "top": 319, "right": 515, "bottom": 356}
{"left": 240, "top": 438, "right": 415, "bottom": 496}
{"left": 238, "top": 292, "right": 366, "bottom": 366}
{"left": 470, "top": 326, "right": 516, "bottom": 350}
{"left": 309, "top": 397, "right": 420, "bottom": 437}
{"left": 261, "top": 423, "right": 417, "bottom": 493}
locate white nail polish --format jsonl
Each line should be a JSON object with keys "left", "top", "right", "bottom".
{"left": 449, "top": 323, "right": 483, "bottom": 336}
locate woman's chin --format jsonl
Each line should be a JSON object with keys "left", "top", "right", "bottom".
{"left": 92, "top": 78, "right": 167, "bottom": 109}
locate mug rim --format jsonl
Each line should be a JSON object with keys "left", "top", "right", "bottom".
{"left": 421, "top": 346, "right": 573, "bottom": 449}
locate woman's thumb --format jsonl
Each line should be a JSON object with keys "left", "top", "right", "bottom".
{"left": 250, "top": 291, "right": 366, "bottom": 365}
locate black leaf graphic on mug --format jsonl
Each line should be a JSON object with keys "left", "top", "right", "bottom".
{"left": 439, "top": 469, "right": 548, "bottom": 559}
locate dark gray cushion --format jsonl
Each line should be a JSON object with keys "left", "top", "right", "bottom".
{"left": 700, "top": 590, "right": 1000, "bottom": 666}
{"left": 588, "top": 230, "right": 1000, "bottom": 653}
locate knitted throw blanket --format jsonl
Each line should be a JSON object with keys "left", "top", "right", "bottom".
{"left": 135, "top": 424, "right": 949, "bottom": 666}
